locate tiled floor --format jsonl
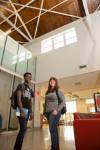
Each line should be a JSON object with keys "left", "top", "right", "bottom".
{"left": 0, "top": 125, "right": 76, "bottom": 150}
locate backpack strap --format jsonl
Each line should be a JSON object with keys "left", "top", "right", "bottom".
{"left": 21, "top": 83, "right": 25, "bottom": 91}
{"left": 16, "top": 83, "right": 25, "bottom": 100}
{"left": 56, "top": 90, "right": 61, "bottom": 104}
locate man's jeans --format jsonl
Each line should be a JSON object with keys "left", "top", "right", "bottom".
{"left": 14, "top": 117, "right": 28, "bottom": 150}
{"left": 46, "top": 111, "right": 61, "bottom": 150}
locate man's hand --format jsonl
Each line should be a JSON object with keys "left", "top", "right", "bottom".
{"left": 52, "top": 109, "right": 58, "bottom": 116}
{"left": 29, "top": 112, "right": 33, "bottom": 120}
{"left": 20, "top": 110, "right": 26, "bottom": 118}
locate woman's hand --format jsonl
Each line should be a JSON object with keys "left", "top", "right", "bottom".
{"left": 52, "top": 109, "right": 58, "bottom": 116}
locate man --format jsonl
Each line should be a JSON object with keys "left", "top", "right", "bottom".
{"left": 14, "top": 72, "right": 34, "bottom": 150}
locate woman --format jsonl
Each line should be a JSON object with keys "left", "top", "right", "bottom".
{"left": 44, "top": 77, "right": 65, "bottom": 150}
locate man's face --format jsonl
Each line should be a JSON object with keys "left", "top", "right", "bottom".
{"left": 24, "top": 74, "right": 32, "bottom": 84}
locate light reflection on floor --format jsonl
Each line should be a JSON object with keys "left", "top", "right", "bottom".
{"left": 42, "top": 125, "right": 75, "bottom": 150}
{"left": 0, "top": 125, "right": 76, "bottom": 150}
{"left": 63, "top": 126, "right": 74, "bottom": 141}
{"left": 43, "top": 125, "right": 74, "bottom": 141}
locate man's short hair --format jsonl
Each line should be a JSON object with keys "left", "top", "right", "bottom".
{"left": 23, "top": 72, "right": 32, "bottom": 78}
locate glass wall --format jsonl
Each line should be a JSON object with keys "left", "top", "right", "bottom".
{"left": 0, "top": 30, "right": 36, "bottom": 79}
{"left": 16, "top": 45, "right": 27, "bottom": 75}
{"left": 27, "top": 57, "right": 37, "bottom": 81}
{"left": 8, "top": 76, "right": 22, "bottom": 130}
{"left": 0, "top": 71, "right": 13, "bottom": 131}
{"left": 0, "top": 31, "right": 7, "bottom": 64}
{"left": 2, "top": 36, "right": 18, "bottom": 72}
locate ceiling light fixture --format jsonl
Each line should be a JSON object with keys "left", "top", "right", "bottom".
{"left": 74, "top": 82, "right": 82, "bottom": 86}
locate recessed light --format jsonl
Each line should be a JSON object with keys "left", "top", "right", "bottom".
{"left": 74, "top": 82, "right": 82, "bottom": 86}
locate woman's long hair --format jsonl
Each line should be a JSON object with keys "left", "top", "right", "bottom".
{"left": 46, "top": 77, "right": 59, "bottom": 95}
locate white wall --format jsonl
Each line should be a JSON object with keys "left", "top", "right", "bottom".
{"left": 24, "top": 11, "right": 100, "bottom": 83}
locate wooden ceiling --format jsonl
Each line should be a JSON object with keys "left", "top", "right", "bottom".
{"left": 0, "top": 0, "right": 99, "bottom": 44}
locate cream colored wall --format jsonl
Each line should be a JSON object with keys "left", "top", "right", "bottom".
{"left": 70, "top": 88, "right": 100, "bottom": 113}
{"left": 72, "top": 88, "right": 100, "bottom": 99}
{"left": 76, "top": 99, "right": 87, "bottom": 113}
{"left": 24, "top": 12, "right": 100, "bottom": 83}
{"left": 40, "top": 98, "right": 44, "bottom": 114}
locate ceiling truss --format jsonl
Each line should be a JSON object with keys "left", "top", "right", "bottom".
{"left": 0, "top": 0, "right": 99, "bottom": 43}
{"left": 95, "top": 4, "right": 100, "bottom": 12}
{"left": 9, "top": 0, "right": 33, "bottom": 40}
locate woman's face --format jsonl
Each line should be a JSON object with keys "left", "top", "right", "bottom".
{"left": 49, "top": 79, "right": 56, "bottom": 88}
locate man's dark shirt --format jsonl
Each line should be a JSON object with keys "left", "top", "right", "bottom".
{"left": 17, "top": 83, "right": 34, "bottom": 109}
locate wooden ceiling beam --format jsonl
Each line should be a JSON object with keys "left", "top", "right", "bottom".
{"left": 0, "top": 4, "right": 14, "bottom": 13}
{"left": 12, "top": 2, "right": 81, "bottom": 19}
{"left": 82, "top": 0, "right": 90, "bottom": 16}
{"left": 14, "top": 14, "right": 17, "bottom": 26}
{"left": 9, "top": 0, "right": 33, "bottom": 40}
{"left": 95, "top": 4, "right": 100, "bottom": 12}
{"left": 7, "top": 15, "right": 18, "bottom": 32}
{"left": 0, "top": 12, "right": 30, "bottom": 41}
{"left": 0, "top": 0, "right": 36, "bottom": 25}
{"left": 34, "top": 0, "right": 44, "bottom": 39}
{"left": 11, "top": 0, "right": 81, "bottom": 35}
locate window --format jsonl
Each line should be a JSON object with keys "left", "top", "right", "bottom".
{"left": 89, "top": 107, "right": 95, "bottom": 113}
{"left": 26, "top": 51, "right": 32, "bottom": 59}
{"left": 66, "top": 101, "right": 76, "bottom": 113}
{"left": 53, "top": 33, "right": 64, "bottom": 49}
{"left": 41, "top": 27, "right": 77, "bottom": 54}
{"left": 12, "top": 50, "right": 32, "bottom": 64}
{"left": 65, "top": 28, "right": 77, "bottom": 45}
{"left": 86, "top": 99, "right": 94, "bottom": 104}
{"left": 41, "top": 38, "right": 52, "bottom": 54}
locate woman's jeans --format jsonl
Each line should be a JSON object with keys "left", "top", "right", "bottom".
{"left": 14, "top": 116, "right": 29, "bottom": 150}
{"left": 46, "top": 111, "right": 61, "bottom": 150}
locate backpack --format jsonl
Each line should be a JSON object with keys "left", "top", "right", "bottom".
{"left": 10, "top": 84, "right": 25, "bottom": 110}
{"left": 56, "top": 90, "right": 67, "bottom": 115}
